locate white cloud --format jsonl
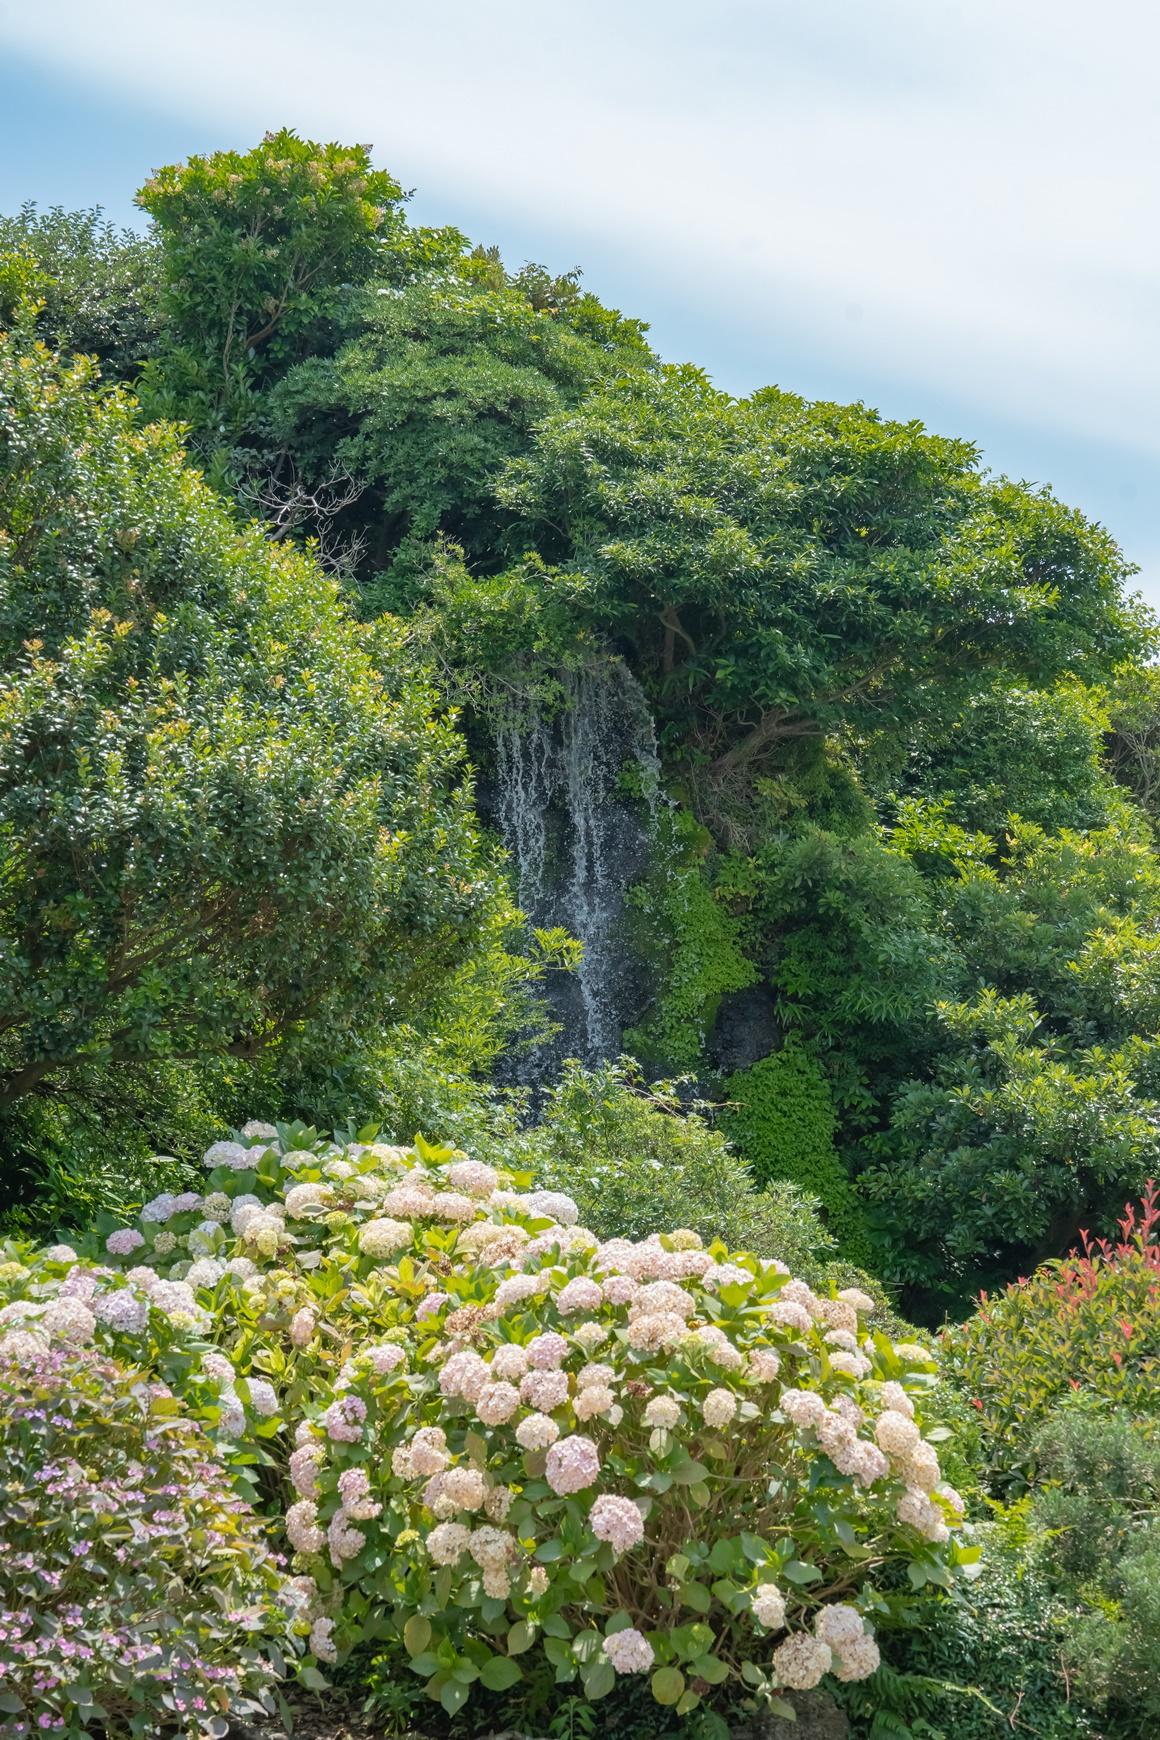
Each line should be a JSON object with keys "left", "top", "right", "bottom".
{"left": 4, "top": 0, "right": 1158, "bottom": 578}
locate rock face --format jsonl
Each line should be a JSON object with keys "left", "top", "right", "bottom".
{"left": 708, "top": 983, "right": 781, "bottom": 1076}
{"left": 490, "top": 658, "right": 662, "bottom": 1079}
{"left": 734, "top": 1691, "right": 850, "bottom": 1739}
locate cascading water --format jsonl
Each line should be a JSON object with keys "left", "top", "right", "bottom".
{"left": 493, "top": 658, "right": 661, "bottom": 1073}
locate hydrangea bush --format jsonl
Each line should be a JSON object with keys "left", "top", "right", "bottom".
{"left": 0, "top": 1343, "right": 297, "bottom": 1738}
{"left": 1, "top": 1120, "right": 976, "bottom": 1726}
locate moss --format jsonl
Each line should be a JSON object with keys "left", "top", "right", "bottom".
{"left": 722, "top": 1045, "right": 874, "bottom": 1265}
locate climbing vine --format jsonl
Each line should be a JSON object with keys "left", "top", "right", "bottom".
{"left": 721, "top": 1046, "right": 874, "bottom": 1265}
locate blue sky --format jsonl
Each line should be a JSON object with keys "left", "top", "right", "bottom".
{"left": 2, "top": 0, "right": 1157, "bottom": 603}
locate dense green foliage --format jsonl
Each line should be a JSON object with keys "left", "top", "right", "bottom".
{"left": 0, "top": 202, "right": 161, "bottom": 380}
{"left": 0, "top": 328, "right": 510, "bottom": 1221}
{"left": 6, "top": 125, "right": 1160, "bottom": 1739}
{"left": 722, "top": 1049, "right": 873, "bottom": 1267}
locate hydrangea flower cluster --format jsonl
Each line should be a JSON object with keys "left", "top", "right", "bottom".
{"left": 2, "top": 1121, "right": 976, "bottom": 1723}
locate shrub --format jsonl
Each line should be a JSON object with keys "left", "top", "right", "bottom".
{"left": 0, "top": 331, "right": 506, "bottom": 1216}
{"left": 0, "top": 1341, "right": 296, "bottom": 1737}
{"left": 1020, "top": 1404, "right": 1160, "bottom": 1740}
{"left": 942, "top": 1184, "right": 1160, "bottom": 1484}
{"left": 722, "top": 1047, "right": 874, "bottom": 1267}
{"left": 836, "top": 1535, "right": 1092, "bottom": 1740}
{"left": 16, "top": 1121, "right": 975, "bottom": 1726}
{"left": 524, "top": 1061, "right": 837, "bottom": 1276}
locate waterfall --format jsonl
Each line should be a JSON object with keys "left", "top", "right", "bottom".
{"left": 494, "top": 658, "right": 661, "bottom": 1069}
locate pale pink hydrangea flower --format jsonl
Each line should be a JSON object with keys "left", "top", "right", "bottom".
{"left": 749, "top": 1349, "right": 781, "bottom": 1383}
{"left": 899, "top": 1441, "right": 941, "bottom": 1492}
{"left": 309, "top": 1617, "right": 337, "bottom": 1662}
{"left": 431, "top": 1192, "right": 476, "bottom": 1223}
{"left": 290, "top": 1307, "right": 316, "bottom": 1348}
{"left": 337, "top": 1467, "right": 382, "bottom": 1521}
{"left": 603, "top": 1628, "right": 654, "bottom": 1674}
{"left": 494, "top": 1274, "right": 542, "bottom": 1312}
{"left": 589, "top": 1495, "right": 644, "bottom": 1552}
{"left": 427, "top": 1521, "right": 471, "bottom": 1565}
{"left": 384, "top": 1184, "right": 437, "bottom": 1218}
{"left": 439, "top": 1349, "right": 489, "bottom": 1401}
{"left": 601, "top": 1274, "right": 640, "bottom": 1306}
{"left": 625, "top": 1312, "right": 686, "bottom": 1353}
{"left": 441, "top": 1466, "right": 488, "bottom": 1511}
{"left": 837, "top": 1287, "right": 876, "bottom": 1315}
{"left": 476, "top": 1381, "right": 521, "bottom": 1426}
{"left": 95, "top": 1290, "right": 150, "bottom": 1334}
{"left": 468, "top": 1524, "right": 514, "bottom": 1570}
{"left": 814, "top": 1604, "right": 865, "bottom": 1648}
{"left": 520, "top": 1368, "right": 570, "bottom": 1411}
{"left": 556, "top": 1277, "right": 604, "bottom": 1315}
{"left": 817, "top": 1298, "right": 859, "bottom": 1335}
{"left": 701, "top": 1388, "right": 737, "bottom": 1429}
{"left": 489, "top": 1343, "right": 530, "bottom": 1383}
{"left": 630, "top": 1280, "right": 696, "bottom": 1321}
{"left": 527, "top": 1189, "right": 579, "bottom": 1226}
{"left": 363, "top": 1342, "right": 406, "bottom": 1377}
{"left": 672, "top": 1249, "right": 713, "bottom": 1279}
{"left": 833, "top": 1636, "right": 881, "bottom": 1681}
{"left": 286, "top": 1499, "right": 325, "bottom": 1554}
{"left": 780, "top": 1389, "right": 828, "bottom": 1429}
{"left": 574, "top": 1384, "right": 615, "bottom": 1422}
{"left": 246, "top": 1378, "right": 279, "bottom": 1417}
{"left": 773, "top": 1633, "right": 832, "bottom": 1690}
{"left": 829, "top": 1350, "right": 871, "bottom": 1379}
{"left": 643, "top": 1395, "right": 681, "bottom": 1429}
{"left": 702, "top": 1262, "right": 752, "bottom": 1291}
{"left": 545, "top": 1434, "right": 600, "bottom": 1496}
{"left": 416, "top": 1291, "right": 450, "bottom": 1321}
{"left": 485, "top": 1483, "right": 514, "bottom": 1521}
{"left": 752, "top": 1583, "right": 786, "bottom": 1629}
{"left": 448, "top": 1159, "right": 499, "bottom": 1198}
{"left": 289, "top": 1444, "right": 324, "bottom": 1498}
{"left": 768, "top": 1301, "right": 812, "bottom": 1333}
{"left": 284, "top": 1183, "right": 331, "bottom": 1219}
{"left": 322, "top": 1395, "right": 367, "bottom": 1443}
{"left": 526, "top": 1332, "right": 569, "bottom": 1370}
{"left": 515, "top": 1412, "right": 560, "bottom": 1451}
{"left": 106, "top": 1228, "right": 145, "bottom": 1256}
{"left": 877, "top": 1380, "right": 915, "bottom": 1420}
{"left": 357, "top": 1217, "right": 412, "bottom": 1257}
{"left": 42, "top": 1299, "right": 96, "bottom": 1342}
{"left": 575, "top": 1320, "right": 610, "bottom": 1352}
{"left": 874, "top": 1410, "right": 920, "bottom": 1456}
{"left": 408, "top": 1426, "right": 450, "bottom": 1475}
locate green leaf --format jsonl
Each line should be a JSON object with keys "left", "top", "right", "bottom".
{"left": 403, "top": 1615, "right": 432, "bottom": 1657}
{"left": 507, "top": 1620, "right": 536, "bottom": 1655}
{"left": 480, "top": 1655, "right": 523, "bottom": 1692}
{"left": 652, "top": 1666, "right": 686, "bottom": 1706}
{"left": 439, "top": 1678, "right": 469, "bottom": 1716}
{"left": 583, "top": 1660, "right": 616, "bottom": 1700}
{"left": 782, "top": 1559, "right": 823, "bottom": 1585}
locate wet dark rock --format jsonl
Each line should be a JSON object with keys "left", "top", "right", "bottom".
{"left": 708, "top": 983, "right": 780, "bottom": 1076}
